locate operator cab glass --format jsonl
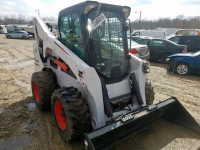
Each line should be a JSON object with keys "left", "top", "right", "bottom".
{"left": 87, "top": 10, "right": 129, "bottom": 82}
{"left": 59, "top": 14, "right": 85, "bottom": 61}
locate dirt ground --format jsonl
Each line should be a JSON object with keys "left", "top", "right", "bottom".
{"left": 0, "top": 34, "right": 199, "bottom": 150}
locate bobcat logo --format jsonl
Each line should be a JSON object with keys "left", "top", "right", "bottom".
{"left": 78, "top": 70, "right": 83, "bottom": 78}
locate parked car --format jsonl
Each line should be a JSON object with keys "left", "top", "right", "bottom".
{"left": 174, "top": 29, "right": 198, "bottom": 36}
{"left": 168, "top": 35, "right": 200, "bottom": 52}
{"left": 131, "top": 36, "right": 152, "bottom": 42}
{"left": 101, "top": 37, "right": 150, "bottom": 60}
{"left": 128, "top": 38, "right": 150, "bottom": 60}
{"left": 136, "top": 38, "right": 187, "bottom": 63}
{"left": 166, "top": 51, "right": 200, "bottom": 75}
{"left": 6, "top": 31, "right": 33, "bottom": 39}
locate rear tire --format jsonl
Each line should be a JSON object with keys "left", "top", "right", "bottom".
{"left": 51, "top": 87, "right": 90, "bottom": 141}
{"left": 31, "top": 71, "right": 56, "bottom": 110}
{"left": 145, "top": 79, "right": 155, "bottom": 105}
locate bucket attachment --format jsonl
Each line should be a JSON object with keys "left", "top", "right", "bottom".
{"left": 84, "top": 97, "right": 200, "bottom": 150}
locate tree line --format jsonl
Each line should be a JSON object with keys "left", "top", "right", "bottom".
{"left": 0, "top": 14, "right": 57, "bottom": 25}
{"left": 1, "top": 14, "right": 200, "bottom": 29}
{"left": 131, "top": 15, "right": 200, "bottom": 29}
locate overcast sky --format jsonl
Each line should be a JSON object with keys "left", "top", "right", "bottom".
{"left": 0, "top": 0, "right": 200, "bottom": 20}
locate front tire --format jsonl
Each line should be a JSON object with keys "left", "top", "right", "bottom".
{"left": 145, "top": 79, "right": 155, "bottom": 105}
{"left": 175, "top": 63, "right": 191, "bottom": 75}
{"left": 51, "top": 87, "right": 90, "bottom": 141}
{"left": 7, "top": 35, "right": 11, "bottom": 39}
{"left": 22, "top": 35, "right": 26, "bottom": 39}
{"left": 31, "top": 71, "right": 56, "bottom": 110}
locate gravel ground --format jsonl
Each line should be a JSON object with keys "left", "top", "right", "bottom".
{"left": 0, "top": 34, "right": 199, "bottom": 150}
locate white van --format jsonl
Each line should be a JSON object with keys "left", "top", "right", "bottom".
{"left": 175, "top": 29, "right": 198, "bottom": 36}
{"left": 0, "top": 25, "right": 7, "bottom": 34}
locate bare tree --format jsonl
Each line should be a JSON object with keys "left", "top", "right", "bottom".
{"left": 131, "top": 15, "right": 200, "bottom": 29}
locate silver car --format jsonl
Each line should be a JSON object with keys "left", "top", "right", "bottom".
{"left": 6, "top": 31, "right": 33, "bottom": 39}
{"left": 128, "top": 38, "right": 150, "bottom": 60}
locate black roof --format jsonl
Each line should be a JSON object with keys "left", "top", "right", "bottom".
{"left": 59, "top": 1, "right": 131, "bottom": 18}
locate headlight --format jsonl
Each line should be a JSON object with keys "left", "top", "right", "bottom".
{"left": 142, "top": 61, "right": 150, "bottom": 73}
{"left": 166, "top": 58, "right": 170, "bottom": 62}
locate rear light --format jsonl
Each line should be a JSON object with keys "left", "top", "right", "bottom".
{"left": 183, "top": 48, "right": 187, "bottom": 53}
{"left": 129, "top": 49, "right": 138, "bottom": 54}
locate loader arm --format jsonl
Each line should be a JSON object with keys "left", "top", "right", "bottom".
{"left": 34, "top": 17, "right": 88, "bottom": 78}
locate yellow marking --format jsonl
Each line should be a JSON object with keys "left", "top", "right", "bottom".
{"left": 135, "top": 111, "right": 147, "bottom": 118}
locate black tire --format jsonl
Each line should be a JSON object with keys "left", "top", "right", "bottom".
{"left": 31, "top": 71, "right": 56, "bottom": 110}
{"left": 51, "top": 87, "right": 90, "bottom": 141}
{"left": 175, "top": 63, "right": 191, "bottom": 75}
{"left": 145, "top": 79, "right": 155, "bottom": 105}
{"left": 7, "top": 35, "right": 11, "bottom": 39}
{"left": 22, "top": 35, "right": 26, "bottom": 39}
{"left": 161, "top": 53, "right": 169, "bottom": 64}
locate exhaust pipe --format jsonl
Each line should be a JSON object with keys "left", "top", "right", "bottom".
{"left": 84, "top": 97, "right": 200, "bottom": 150}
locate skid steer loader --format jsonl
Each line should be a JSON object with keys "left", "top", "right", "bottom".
{"left": 31, "top": 1, "right": 200, "bottom": 149}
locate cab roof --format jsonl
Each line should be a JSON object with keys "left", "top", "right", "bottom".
{"left": 59, "top": 1, "right": 131, "bottom": 18}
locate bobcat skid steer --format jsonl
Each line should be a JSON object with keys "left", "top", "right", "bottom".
{"left": 31, "top": 1, "right": 200, "bottom": 149}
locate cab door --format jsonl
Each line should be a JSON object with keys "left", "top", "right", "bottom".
{"left": 148, "top": 39, "right": 165, "bottom": 60}
{"left": 16, "top": 32, "right": 23, "bottom": 38}
{"left": 11, "top": 31, "right": 18, "bottom": 38}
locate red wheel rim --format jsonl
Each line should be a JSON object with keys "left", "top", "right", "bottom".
{"left": 33, "top": 82, "right": 39, "bottom": 102}
{"left": 54, "top": 101, "right": 67, "bottom": 130}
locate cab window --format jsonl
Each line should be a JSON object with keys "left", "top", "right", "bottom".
{"left": 150, "top": 40, "right": 165, "bottom": 46}
{"left": 136, "top": 39, "right": 149, "bottom": 45}
{"left": 170, "top": 37, "right": 179, "bottom": 44}
{"left": 60, "top": 14, "right": 85, "bottom": 61}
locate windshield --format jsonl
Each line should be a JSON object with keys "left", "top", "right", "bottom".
{"left": 193, "top": 51, "right": 200, "bottom": 56}
{"left": 88, "top": 10, "right": 129, "bottom": 80}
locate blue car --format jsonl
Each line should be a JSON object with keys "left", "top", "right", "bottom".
{"left": 166, "top": 51, "right": 200, "bottom": 75}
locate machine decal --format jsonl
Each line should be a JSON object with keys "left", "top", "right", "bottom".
{"left": 35, "top": 62, "right": 40, "bottom": 66}
{"left": 134, "top": 111, "right": 148, "bottom": 118}
{"left": 121, "top": 113, "right": 134, "bottom": 122}
{"left": 78, "top": 70, "right": 83, "bottom": 78}
{"left": 90, "top": 13, "right": 106, "bottom": 30}
{"left": 54, "top": 41, "right": 69, "bottom": 55}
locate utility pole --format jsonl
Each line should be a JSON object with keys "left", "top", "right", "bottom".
{"left": 135, "top": 11, "right": 142, "bottom": 36}
{"left": 139, "top": 11, "right": 141, "bottom": 36}
{"left": 35, "top": 9, "right": 40, "bottom": 17}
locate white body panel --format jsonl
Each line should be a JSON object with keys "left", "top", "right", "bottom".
{"left": 0, "top": 25, "right": 7, "bottom": 34}
{"left": 106, "top": 77, "right": 130, "bottom": 99}
{"left": 33, "top": 17, "right": 147, "bottom": 129}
